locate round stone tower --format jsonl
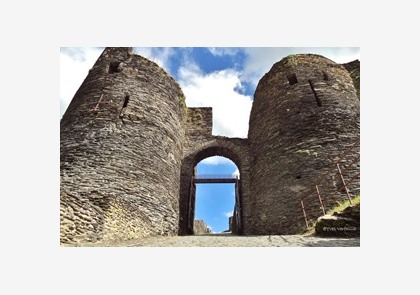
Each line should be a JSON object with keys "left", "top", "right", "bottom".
{"left": 60, "top": 48, "right": 186, "bottom": 245}
{"left": 248, "top": 54, "right": 360, "bottom": 234}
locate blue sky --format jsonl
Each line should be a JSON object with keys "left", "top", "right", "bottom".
{"left": 60, "top": 47, "right": 360, "bottom": 233}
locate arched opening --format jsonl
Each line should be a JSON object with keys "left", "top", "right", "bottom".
{"left": 194, "top": 156, "right": 240, "bottom": 234}
{"left": 178, "top": 144, "right": 244, "bottom": 236}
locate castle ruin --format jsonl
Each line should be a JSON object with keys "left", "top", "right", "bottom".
{"left": 60, "top": 47, "right": 360, "bottom": 245}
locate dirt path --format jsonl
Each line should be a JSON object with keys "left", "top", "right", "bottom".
{"left": 82, "top": 233, "right": 360, "bottom": 247}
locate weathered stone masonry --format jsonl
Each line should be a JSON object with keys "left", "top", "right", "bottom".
{"left": 178, "top": 106, "right": 251, "bottom": 235}
{"left": 248, "top": 54, "right": 360, "bottom": 234}
{"left": 60, "top": 48, "right": 186, "bottom": 244}
{"left": 60, "top": 48, "right": 360, "bottom": 245}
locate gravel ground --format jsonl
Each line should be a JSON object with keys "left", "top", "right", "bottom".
{"left": 81, "top": 233, "right": 360, "bottom": 247}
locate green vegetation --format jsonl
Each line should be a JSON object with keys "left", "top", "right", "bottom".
{"left": 304, "top": 195, "right": 360, "bottom": 235}
{"left": 327, "top": 195, "right": 360, "bottom": 215}
{"left": 192, "top": 112, "right": 203, "bottom": 121}
{"left": 349, "top": 69, "right": 360, "bottom": 95}
{"left": 285, "top": 55, "right": 298, "bottom": 68}
{"left": 179, "top": 94, "right": 187, "bottom": 114}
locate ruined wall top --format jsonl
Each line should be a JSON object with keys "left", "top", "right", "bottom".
{"left": 185, "top": 107, "right": 213, "bottom": 138}
{"left": 342, "top": 59, "right": 360, "bottom": 99}
{"left": 256, "top": 54, "right": 354, "bottom": 94}
{"left": 61, "top": 47, "right": 186, "bottom": 126}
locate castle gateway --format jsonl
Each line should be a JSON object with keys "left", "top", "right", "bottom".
{"left": 60, "top": 47, "right": 360, "bottom": 245}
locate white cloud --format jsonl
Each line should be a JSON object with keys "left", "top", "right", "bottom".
{"left": 132, "top": 47, "right": 175, "bottom": 73}
{"left": 200, "top": 156, "right": 234, "bottom": 165}
{"left": 232, "top": 168, "right": 240, "bottom": 178}
{"left": 241, "top": 47, "right": 360, "bottom": 88}
{"left": 178, "top": 63, "right": 253, "bottom": 138}
{"left": 60, "top": 47, "right": 176, "bottom": 118}
{"left": 60, "top": 47, "right": 359, "bottom": 126}
{"left": 60, "top": 47, "right": 103, "bottom": 117}
{"left": 177, "top": 58, "right": 201, "bottom": 83}
{"left": 132, "top": 47, "right": 153, "bottom": 59}
{"left": 207, "top": 47, "right": 241, "bottom": 56}
{"left": 224, "top": 211, "right": 233, "bottom": 218}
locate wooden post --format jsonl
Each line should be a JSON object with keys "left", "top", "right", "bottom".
{"left": 93, "top": 94, "right": 104, "bottom": 111}
{"left": 337, "top": 163, "right": 352, "bottom": 204}
{"left": 301, "top": 200, "right": 309, "bottom": 230}
{"left": 316, "top": 185, "right": 326, "bottom": 215}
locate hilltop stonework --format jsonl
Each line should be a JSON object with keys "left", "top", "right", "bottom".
{"left": 60, "top": 48, "right": 360, "bottom": 245}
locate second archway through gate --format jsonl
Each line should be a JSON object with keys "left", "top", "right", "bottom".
{"left": 193, "top": 156, "right": 240, "bottom": 234}
{"left": 178, "top": 143, "right": 247, "bottom": 236}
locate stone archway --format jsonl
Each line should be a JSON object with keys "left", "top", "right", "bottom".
{"left": 178, "top": 137, "right": 250, "bottom": 235}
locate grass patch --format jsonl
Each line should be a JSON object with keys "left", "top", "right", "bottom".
{"left": 326, "top": 195, "right": 360, "bottom": 215}
{"left": 179, "top": 94, "right": 187, "bottom": 115}
{"left": 303, "top": 195, "right": 360, "bottom": 236}
{"left": 284, "top": 55, "right": 298, "bottom": 68}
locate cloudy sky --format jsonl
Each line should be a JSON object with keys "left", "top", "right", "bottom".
{"left": 60, "top": 47, "right": 360, "bottom": 233}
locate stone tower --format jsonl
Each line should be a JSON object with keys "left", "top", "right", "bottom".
{"left": 60, "top": 48, "right": 360, "bottom": 245}
{"left": 60, "top": 47, "right": 186, "bottom": 244}
{"left": 248, "top": 54, "right": 360, "bottom": 234}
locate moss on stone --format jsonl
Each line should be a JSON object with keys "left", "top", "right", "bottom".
{"left": 349, "top": 69, "right": 360, "bottom": 96}
{"left": 179, "top": 94, "right": 187, "bottom": 114}
{"left": 193, "top": 112, "right": 203, "bottom": 121}
{"left": 285, "top": 55, "right": 298, "bottom": 68}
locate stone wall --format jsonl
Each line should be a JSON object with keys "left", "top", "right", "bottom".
{"left": 60, "top": 47, "right": 186, "bottom": 245}
{"left": 342, "top": 60, "right": 360, "bottom": 99}
{"left": 248, "top": 54, "right": 360, "bottom": 234}
{"left": 178, "top": 107, "right": 251, "bottom": 235}
{"left": 193, "top": 219, "right": 212, "bottom": 234}
{"left": 185, "top": 107, "right": 213, "bottom": 137}
{"left": 60, "top": 48, "right": 360, "bottom": 244}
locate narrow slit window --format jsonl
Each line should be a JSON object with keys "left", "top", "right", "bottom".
{"left": 122, "top": 95, "right": 129, "bottom": 108}
{"left": 308, "top": 79, "right": 322, "bottom": 107}
{"left": 119, "top": 95, "right": 129, "bottom": 117}
{"left": 287, "top": 73, "right": 298, "bottom": 85}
